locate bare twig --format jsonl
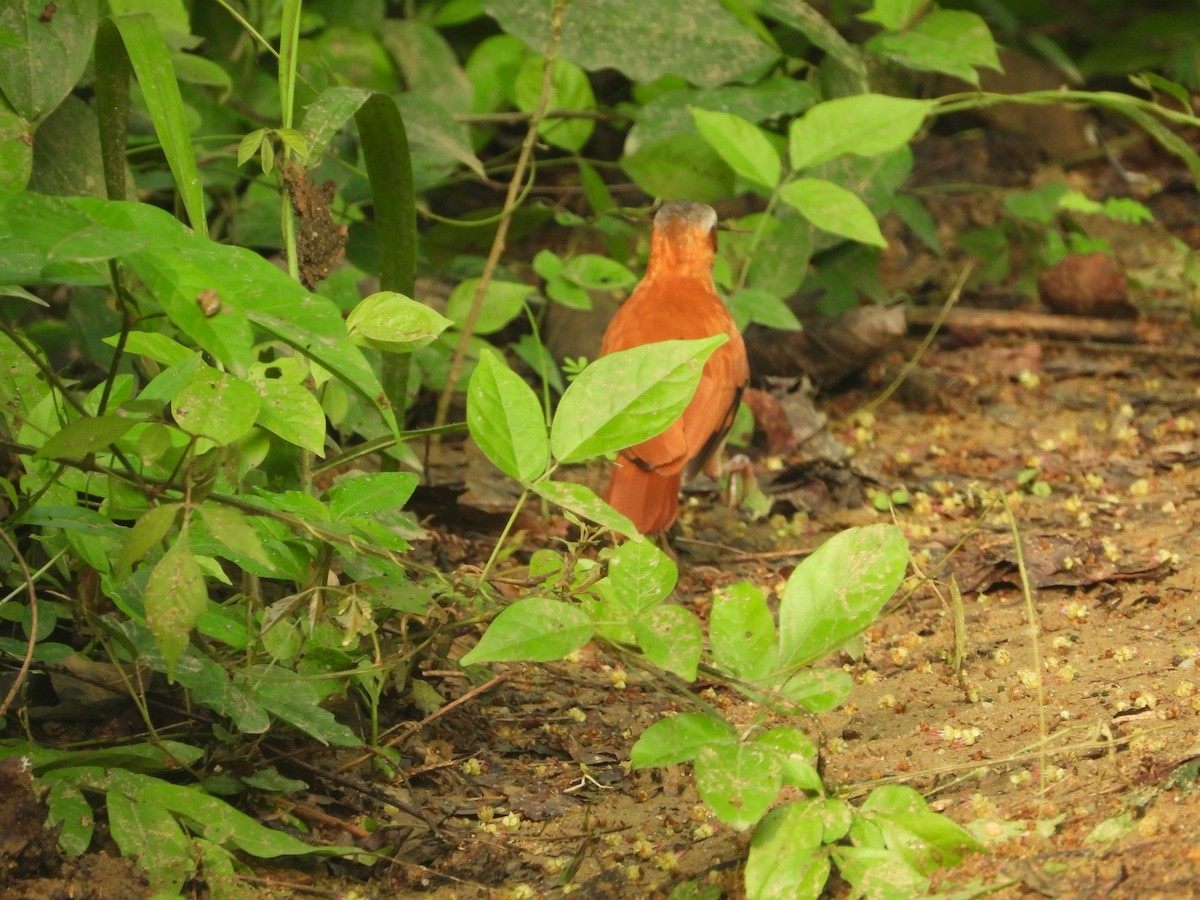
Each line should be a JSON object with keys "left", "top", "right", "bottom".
{"left": 0, "top": 527, "right": 36, "bottom": 718}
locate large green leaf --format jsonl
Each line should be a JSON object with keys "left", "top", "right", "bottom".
{"left": 868, "top": 10, "right": 1001, "bottom": 85}
{"left": 300, "top": 86, "right": 371, "bottom": 164}
{"left": 696, "top": 742, "right": 782, "bottom": 831}
{"left": 0, "top": 0, "right": 99, "bottom": 121}
{"left": 755, "top": 0, "right": 868, "bottom": 91}
{"left": 171, "top": 366, "right": 260, "bottom": 445}
{"left": 346, "top": 291, "right": 451, "bottom": 353}
{"left": 379, "top": 19, "right": 473, "bottom": 115}
{"left": 691, "top": 108, "right": 781, "bottom": 191}
{"left": 445, "top": 278, "right": 536, "bottom": 335}
{"left": 483, "top": 0, "right": 776, "bottom": 88}
{"left": 107, "top": 12, "right": 207, "bottom": 235}
{"left": 0, "top": 95, "right": 32, "bottom": 191}
{"left": 710, "top": 582, "right": 778, "bottom": 680}
{"left": 107, "top": 791, "right": 194, "bottom": 891}
{"left": 27, "top": 96, "right": 105, "bottom": 198}
{"left": 745, "top": 801, "right": 831, "bottom": 899}
{"left": 550, "top": 336, "right": 725, "bottom": 464}
{"left": 459, "top": 596, "right": 593, "bottom": 665}
{"left": 777, "top": 525, "right": 908, "bottom": 670}
{"left": 514, "top": 55, "right": 595, "bottom": 152}
{"left": 633, "top": 605, "right": 702, "bottom": 681}
{"left": 778, "top": 178, "right": 887, "bottom": 247}
{"left": 788, "top": 95, "right": 934, "bottom": 171}
{"left": 467, "top": 349, "right": 549, "bottom": 483}
{"left": 143, "top": 535, "right": 207, "bottom": 683}
{"left": 531, "top": 480, "right": 638, "bottom": 538}
{"left": 629, "top": 713, "right": 735, "bottom": 768}
{"left": 606, "top": 538, "right": 677, "bottom": 613}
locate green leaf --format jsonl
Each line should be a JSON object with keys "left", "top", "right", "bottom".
{"left": 861, "top": 784, "right": 981, "bottom": 863}
{"left": 107, "top": 791, "right": 194, "bottom": 891}
{"left": 778, "top": 525, "right": 908, "bottom": 670}
{"left": 143, "top": 535, "right": 207, "bottom": 682}
{"left": 514, "top": 55, "right": 595, "bottom": 152}
{"left": 251, "top": 376, "right": 326, "bottom": 455}
{"left": 1132, "top": 71, "right": 1193, "bottom": 112}
{"left": 237, "top": 128, "right": 266, "bottom": 167}
{"left": 1004, "top": 182, "right": 1070, "bottom": 224}
{"left": 346, "top": 291, "right": 451, "bottom": 352}
{"left": 754, "top": 728, "right": 822, "bottom": 792}
{"left": 393, "top": 91, "right": 486, "bottom": 183}
{"left": 483, "top": 0, "right": 776, "bottom": 88}
{"left": 578, "top": 158, "right": 615, "bottom": 215}
{"left": 746, "top": 801, "right": 831, "bottom": 900}
{"left": 107, "top": 769, "right": 354, "bottom": 856}
{"left": 622, "top": 133, "right": 734, "bottom": 203}
{"left": 300, "top": 86, "right": 371, "bottom": 164}
{"left": 629, "top": 712, "right": 735, "bottom": 768}
{"left": 778, "top": 178, "right": 887, "bottom": 247}
{"left": 46, "top": 780, "right": 94, "bottom": 856}
{"left": 754, "top": 0, "right": 868, "bottom": 91}
{"left": 892, "top": 194, "right": 942, "bottom": 255}
{"left": 607, "top": 539, "right": 677, "bottom": 613}
{"left": 109, "top": 330, "right": 194, "bottom": 366}
{"left": 380, "top": 19, "right": 473, "bottom": 115}
{"left": 195, "top": 504, "right": 271, "bottom": 571}
{"left": 274, "top": 127, "right": 307, "bottom": 158}
{"left": 0, "top": 96, "right": 32, "bottom": 191}
{"left": 633, "top": 605, "right": 701, "bottom": 681}
{"left": 34, "top": 411, "right": 143, "bottom": 459}
{"left": 108, "top": 12, "right": 207, "bottom": 235}
{"left": 250, "top": 673, "right": 362, "bottom": 747}
{"left": 727, "top": 288, "right": 802, "bottom": 332}
{"left": 326, "top": 473, "right": 419, "bottom": 519}
{"left": 465, "top": 33, "right": 526, "bottom": 113}
{"left": 860, "top": 0, "right": 929, "bottom": 30}
{"left": 833, "top": 845, "right": 927, "bottom": 897}
{"left": 711, "top": 582, "right": 778, "bottom": 680}
{"left": 788, "top": 95, "right": 933, "bottom": 170}
{"left": 445, "top": 278, "right": 536, "bottom": 335}
{"left": 868, "top": 10, "right": 1000, "bottom": 85}
{"left": 116, "top": 503, "right": 181, "bottom": 575}
{"left": 459, "top": 596, "right": 593, "bottom": 665}
{"left": 531, "top": 480, "right": 639, "bottom": 537}
{"left": 691, "top": 108, "right": 781, "bottom": 190}
{"left": 778, "top": 668, "right": 853, "bottom": 713}
{"left": 171, "top": 367, "right": 261, "bottom": 445}
{"left": 561, "top": 254, "right": 636, "bottom": 290}
{"left": 467, "top": 349, "right": 550, "bottom": 483}
{"left": 28, "top": 95, "right": 106, "bottom": 198}
{"left": 696, "top": 742, "right": 782, "bottom": 831}
{"left": 546, "top": 277, "right": 592, "bottom": 310}
{"left": 551, "top": 336, "right": 725, "bottom": 463}
{"left": 355, "top": 92, "right": 417, "bottom": 301}
{"left": 0, "top": 0, "right": 99, "bottom": 121}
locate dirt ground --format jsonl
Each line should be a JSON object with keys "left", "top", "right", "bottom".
{"left": 4, "top": 128, "right": 1200, "bottom": 898}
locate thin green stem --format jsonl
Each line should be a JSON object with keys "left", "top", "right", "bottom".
{"left": 277, "top": 0, "right": 303, "bottom": 283}
{"left": 477, "top": 486, "right": 534, "bottom": 586}
{"left": 432, "top": 0, "right": 571, "bottom": 431}
{"left": 210, "top": 0, "right": 281, "bottom": 60}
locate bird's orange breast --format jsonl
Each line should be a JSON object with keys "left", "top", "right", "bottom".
{"left": 599, "top": 202, "right": 749, "bottom": 534}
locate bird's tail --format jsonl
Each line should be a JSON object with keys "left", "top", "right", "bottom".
{"left": 604, "top": 461, "right": 681, "bottom": 535}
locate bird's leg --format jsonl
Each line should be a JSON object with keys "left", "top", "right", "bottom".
{"left": 719, "top": 453, "right": 757, "bottom": 509}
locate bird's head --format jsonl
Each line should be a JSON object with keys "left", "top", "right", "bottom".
{"left": 646, "top": 201, "right": 718, "bottom": 277}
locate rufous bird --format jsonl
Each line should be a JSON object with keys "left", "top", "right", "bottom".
{"left": 599, "top": 201, "right": 750, "bottom": 534}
